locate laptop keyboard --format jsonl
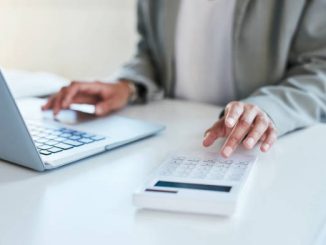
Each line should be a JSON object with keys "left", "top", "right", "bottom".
{"left": 27, "top": 122, "right": 106, "bottom": 156}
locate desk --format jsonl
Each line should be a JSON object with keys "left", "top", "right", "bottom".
{"left": 0, "top": 99, "right": 326, "bottom": 245}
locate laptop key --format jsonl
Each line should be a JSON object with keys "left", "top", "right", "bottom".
{"left": 56, "top": 143, "right": 74, "bottom": 150}
{"left": 64, "top": 140, "right": 84, "bottom": 147}
{"left": 72, "top": 131, "right": 86, "bottom": 136}
{"left": 60, "top": 133, "right": 73, "bottom": 138}
{"left": 53, "top": 137, "right": 67, "bottom": 142}
{"left": 91, "top": 135, "right": 106, "bottom": 141}
{"left": 60, "top": 129, "right": 78, "bottom": 134}
{"left": 28, "top": 123, "right": 103, "bottom": 152}
{"left": 51, "top": 131, "right": 62, "bottom": 136}
{"left": 81, "top": 133, "right": 95, "bottom": 138}
{"left": 35, "top": 138, "right": 49, "bottom": 144}
{"left": 46, "top": 134, "right": 57, "bottom": 140}
{"left": 38, "top": 133, "right": 49, "bottom": 138}
{"left": 38, "top": 144, "right": 52, "bottom": 150}
{"left": 35, "top": 142, "right": 43, "bottom": 147}
{"left": 46, "top": 140, "right": 60, "bottom": 146}
{"left": 78, "top": 138, "right": 94, "bottom": 144}
{"left": 69, "top": 135, "right": 81, "bottom": 140}
{"left": 48, "top": 147, "right": 63, "bottom": 153}
{"left": 39, "top": 150, "right": 52, "bottom": 155}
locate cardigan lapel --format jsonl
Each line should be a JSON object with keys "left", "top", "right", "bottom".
{"left": 161, "top": 0, "right": 180, "bottom": 97}
{"left": 232, "top": 0, "right": 252, "bottom": 98}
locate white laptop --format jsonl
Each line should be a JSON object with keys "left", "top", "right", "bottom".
{"left": 0, "top": 71, "right": 165, "bottom": 171}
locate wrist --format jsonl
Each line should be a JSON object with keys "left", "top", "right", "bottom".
{"left": 119, "top": 80, "right": 138, "bottom": 103}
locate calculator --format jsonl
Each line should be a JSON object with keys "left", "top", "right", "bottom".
{"left": 133, "top": 151, "right": 257, "bottom": 216}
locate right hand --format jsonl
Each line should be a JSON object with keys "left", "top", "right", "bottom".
{"left": 203, "top": 101, "right": 277, "bottom": 158}
{"left": 42, "top": 80, "right": 131, "bottom": 116}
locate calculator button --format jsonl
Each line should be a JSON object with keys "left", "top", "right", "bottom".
{"left": 227, "top": 174, "right": 243, "bottom": 181}
{"left": 187, "top": 158, "right": 200, "bottom": 162}
{"left": 239, "top": 161, "right": 249, "bottom": 165}
{"left": 158, "top": 170, "right": 171, "bottom": 176}
{"left": 217, "top": 159, "right": 230, "bottom": 164}
{"left": 173, "top": 171, "right": 185, "bottom": 177}
{"left": 192, "top": 173, "right": 208, "bottom": 179}
{"left": 190, "top": 169, "right": 209, "bottom": 179}
{"left": 229, "top": 168, "right": 245, "bottom": 174}
{"left": 226, "top": 168, "right": 246, "bottom": 180}
{"left": 169, "top": 160, "right": 183, "bottom": 165}
{"left": 203, "top": 159, "right": 215, "bottom": 163}
{"left": 173, "top": 156, "right": 186, "bottom": 161}
{"left": 206, "top": 173, "right": 224, "bottom": 180}
{"left": 156, "top": 154, "right": 253, "bottom": 183}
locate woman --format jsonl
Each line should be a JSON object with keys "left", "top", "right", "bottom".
{"left": 43, "top": 0, "right": 326, "bottom": 158}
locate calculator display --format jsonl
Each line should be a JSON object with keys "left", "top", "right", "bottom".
{"left": 155, "top": 181, "right": 232, "bottom": 192}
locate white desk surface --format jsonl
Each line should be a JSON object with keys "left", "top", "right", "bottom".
{"left": 1, "top": 99, "right": 326, "bottom": 245}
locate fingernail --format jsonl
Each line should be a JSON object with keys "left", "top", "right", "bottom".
{"left": 246, "top": 137, "right": 255, "bottom": 148}
{"left": 204, "top": 132, "right": 210, "bottom": 139}
{"left": 226, "top": 117, "right": 235, "bottom": 127}
{"left": 96, "top": 107, "right": 103, "bottom": 115}
{"left": 222, "top": 146, "right": 233, "bottom": 157}
{"left": 203, "top": 132, "right": 211, "bottom": 147}
{"left": 262, "top": 143, "right": 270, "bottom": 151}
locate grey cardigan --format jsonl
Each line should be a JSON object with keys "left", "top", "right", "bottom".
{"left": 112, "top": 0, "right": 326, "bottom": 136}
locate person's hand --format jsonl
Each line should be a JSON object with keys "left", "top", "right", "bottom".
{"left": 42, "top": 80, "right": 131, "bottom": 116}
{"left": 203, "top": 101, "right": 277, "bottom": 158}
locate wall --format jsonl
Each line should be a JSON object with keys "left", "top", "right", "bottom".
{"left": 0, "top": 0, "right": 137, "bottom": 80}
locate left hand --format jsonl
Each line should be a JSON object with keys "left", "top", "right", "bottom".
{"left": 203, "top": 101, "right": 277, "bottom": 158}
{"left": 42, "top": 80, "right": 131, "bottom": 116}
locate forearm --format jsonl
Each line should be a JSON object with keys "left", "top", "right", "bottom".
{"left": 242, "top": 58, "right": 326, "bottom": 136}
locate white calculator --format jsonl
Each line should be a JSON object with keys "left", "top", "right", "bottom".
{"left": 133, "top": 151, "right": 257, "bottom": 216}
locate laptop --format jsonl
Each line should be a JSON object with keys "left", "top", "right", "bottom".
{"left": 0, "top": 71, "right": 165, "bottom": 171}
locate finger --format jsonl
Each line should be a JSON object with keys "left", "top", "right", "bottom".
{"left": 224, "top": 102, "right": 244, "bottom": 128}
{"left": 61, "top": 82, "right": 83, "bottom": 108}
{"left": 260, "top": 126, "right": 277, "bottom": 152}
{"left": 203, "top": 121, "right": 225, "bottom": 147}
{"left": 62, "top": 82, "right": 105, "bottom": 108}
{"left": 71, "top": 94, "right": 100, "bottom": 105}
{"left": 95, "top": 99, "right": 114, "bottom": 116}
{"left": 220, "top": 109, "right": 258, "bottom": 158}
{"left": 53, "top": 88, "right": 68, "bottom": 115}
{"left": 243, "top": 115, "right": 269, "bottom": 149}
{"left": 42, "top": 95, "right": 56, "bottom": 110}
{"left": 260, "top": 133, "right": 267, "bottom": 142}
